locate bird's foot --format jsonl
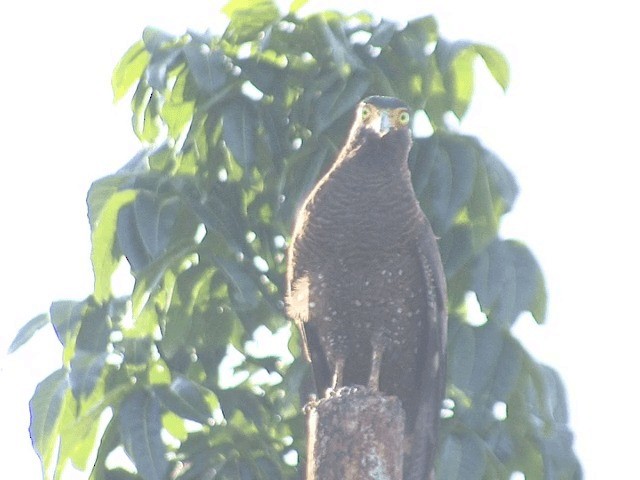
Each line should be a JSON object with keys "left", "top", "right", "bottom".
{"left": 327, "top": 384, "right": 367, "bottom": 397}
{"left": 340, "top": 384, "right": 367, "bottom": 396}
{"left": 302, "top": 394, "right": 319, "bottom": 414}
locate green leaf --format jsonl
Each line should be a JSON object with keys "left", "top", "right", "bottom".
{"left": 59, "top": 383, "right": 130, "bottom": 478}
{"left": 369, "top": 19, "right": 399, "bottom": 48}
{"left": 137, "top": 194, "right": 180, "bottom": 258}
{"left": 438, "top": 434, "right": 463, "bottom": 479}
{"left": 76, "top": 300, "right": 111, "bottom": 352}
{"left": 482, "top": 149, "right": 518, "bottom": 216}
{"left": 119, "top": 337, "right": 153, "bottom": 365}
{"left": 449, "top": 47, "right": 475, "bottom": 118}
{"left": 142, "top": 27, "right": 176, "bottom": 55}
{"left": 112, "top": 40, "right": 151, "bottom": 102}
{"left": 222, "top": 0, "right": 281, "bottom": 42}
{"left": 146, "top": 46, "right": 182, "bottom": 92}
{"left": 154, "top": 376, "right": 214, "bottom": 424}
{"left": 50, "top": 300, "right": 82, "bottom": 348}
{"left": 91, "top": 189, "right": 138, "bottom": 302}
{"left": 434, "top": 39, "right": 510, "bottom": 119}
{"left": 216, "top": 257, "right": 261, "bottom": 309}
{"left": 117, "top": 202, "right": 152, "bottom": 272}
{"left": 474, "top": 44, "right": 510, "bottom": 91}
{"left": 223, "top": 98, "right": 259, "bottom": 168}
{"left": 29, "top": 368, "right": 69, "bottom": 477}
{"left": 310, "top": 70, "right": 371, "bottom": 135}
{"left": 119, "top": 389, "right": 168, "bottom": 480}
{"left": 183, "top": 42, "right": 228, "bottom": 94}
{"left": 288, "top": 0, "right": 308, "bottom": 13}
{"left": 465, "top": 159, "right": 500, "bottom": 250}
{"left": 410, "top": 134, "right": 478, "bottom": 233}
{"left": 87, "top": 174, "right": 136, "bottom": 229}
{"left": 69, "top": 351, "right": 109, "bottom": 400}
{"left": 89, "top": 418, "right": 121, "bottom": 480}
{"left": 472, "top": 240, "right": 547, "bottom": 326}
{"left": 162, "top": 69, "right": 196, "bottom": 141}
{"left": 8, "top": 312, "right": 49, "bottom": 353}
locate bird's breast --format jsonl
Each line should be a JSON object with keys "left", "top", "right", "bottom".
{"left": 301, "top": 172, "right": 421, "bottom": 260}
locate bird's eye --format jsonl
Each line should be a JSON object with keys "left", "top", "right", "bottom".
{"left": 361, "top": 106, "right": 372, "bottom": 120}
{"left": 398, "top": 111, "right": 410, "bottom": 125}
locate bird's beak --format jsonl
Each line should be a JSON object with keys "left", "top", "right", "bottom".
{"left": 377, "top": 110, "right": 392, "bottom": 136}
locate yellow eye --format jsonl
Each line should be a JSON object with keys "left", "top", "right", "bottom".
{"left": 361, "top": 105, "right": 372, "bottom": 120}
{"left": 398, "top": 111, "right": 410, "bottom": 125}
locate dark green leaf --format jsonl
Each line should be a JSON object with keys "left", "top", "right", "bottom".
{"left": 180, "top": 181, "right": 243, "bottom": 251}
{"left": 183, "top": 42, "right": 228, "bottom": 94}
{"left": 217, "top": 388, "right": 266, "bottom": 428}
{"left": 369, "top": 19, "right": 398, "bottom": 48}
{"left": 472, "top": 240, "right": 547, "bottom": 326}
{"left": 154, "top": 376, "right": 214, "bottom": 424}
{"left": 69, "top": 351, "right": 109, "bottom": 400}
{"left": 482, "top": 149, "right": 518, "bottom": 216}
{"left": 117, "top": 202, "right": 152, "bottom": 272}
{"left": 134, "top": 192, "right": 180, "bottom": 259}
{"left": 104, "top": 469, "right": 141, "bottom": 480}
{"left": 310, "top": 70, "right": 371, "bottom": 135}
{"left": 437, "top": 434, "right": 462, "bottom": 480}
{"left": 410, "top": 134, "right": 478, "bottom": 232}
{"left": 76, "top": 300, "right": 111, "bottom": 352}
{"left": 119, "top": 337, "right": 153, "bottom": 365}
{"left": 216, "top": 258, "right": 261, "bottom": 309}
{"left": 8, "top": 313, "right": 49, "bottom": 353}
{"left": 119, "top": 389, "right": 168, "bottom": 480}
{"left": 223, "top": 99, "right": 259, "bottom": 168}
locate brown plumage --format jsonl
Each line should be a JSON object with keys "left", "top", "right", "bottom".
{"left": 286, "top": 96, "right": 447, "bottom": 479}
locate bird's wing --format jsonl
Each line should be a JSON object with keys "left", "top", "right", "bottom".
{"left": 407, "top": 211, "right": 448, "bottom": 480}
{"left": 286, "top": 258, "right": 333, "bottom": 396}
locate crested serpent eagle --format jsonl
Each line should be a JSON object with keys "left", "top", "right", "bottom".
{"left": 286, "top": 96, "right": 448, "bottom": 479}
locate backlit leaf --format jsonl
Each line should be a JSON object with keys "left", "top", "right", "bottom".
{"left": 475, "top": 44, "right": 510, "bottom": 91}
{"left": 112, "top": 40, "right": 150, "bottom": 102}
{"left": 8, "top": 313, "right": 50, "bottom": 353}
{"left": 29, "top": 369, "right": 69, "bottom": 477}
{"left": 91, "top": 189, "right": 138, "bottom": 302}
{"left": 222, "top": 0, "right": 281, "bottom": 42}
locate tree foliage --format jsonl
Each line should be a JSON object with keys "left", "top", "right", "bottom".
{"left": 11, "top": 1, "right": 581, "bottom": 479}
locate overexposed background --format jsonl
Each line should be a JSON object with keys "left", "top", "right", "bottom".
{"left": 1, "top": 0, "right": 638, "bottom": 478}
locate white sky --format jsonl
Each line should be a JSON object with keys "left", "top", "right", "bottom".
{"left": 1, "top": 0, "right": 639, "bottom": 478}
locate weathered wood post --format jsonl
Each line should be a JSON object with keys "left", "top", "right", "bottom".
{"left": 305, "top": 390, "right": 405, "bottom": 480}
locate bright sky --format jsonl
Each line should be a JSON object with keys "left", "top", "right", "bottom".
{"left": 1, "top": 1, "right": 639, "bottom": 478}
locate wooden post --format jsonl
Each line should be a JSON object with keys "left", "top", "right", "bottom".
{"left": 305, "top": 389, "right": 405, "bottom": 480}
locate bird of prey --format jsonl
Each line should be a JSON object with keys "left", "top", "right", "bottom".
{"left": 285, "top": 96, "right": 448, "bottom": 479}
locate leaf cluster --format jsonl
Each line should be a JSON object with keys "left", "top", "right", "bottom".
{"left": 11, "top": 1, "right": 580, "bottom": 479}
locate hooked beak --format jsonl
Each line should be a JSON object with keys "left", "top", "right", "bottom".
{"left": 376, "top": 110, "right": 392, "bottom": 136}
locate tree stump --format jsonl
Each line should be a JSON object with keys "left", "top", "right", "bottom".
{"left": 305, "top": 389, "right": 405, "bottom": 480}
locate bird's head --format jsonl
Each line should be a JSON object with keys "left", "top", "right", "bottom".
{"left": 356, "top": 96, "right": 411, "bottom": 137}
